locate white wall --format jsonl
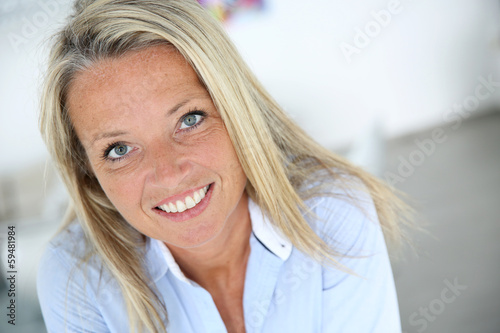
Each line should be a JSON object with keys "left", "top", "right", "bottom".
{"left": 228, "top": 0, "right": 500, "bottom": 148}
{"left": 0, "top": 0, "right": 499, "bottom": 175}
{"left": 0, "top": 0, "right": 71, "bottom": 175}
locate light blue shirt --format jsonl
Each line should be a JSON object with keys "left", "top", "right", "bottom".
{"left": 37, "top": 191, "right": 401, "bottom": 332}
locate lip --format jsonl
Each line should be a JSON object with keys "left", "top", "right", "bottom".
{"left": 153, "top": 183, "right": 214, "bottom": 222}
{"left": 154, "top": 183, "right": 211, "bottom": 208}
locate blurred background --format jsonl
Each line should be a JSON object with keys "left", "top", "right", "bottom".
{"left": 0, "top": 0, "right": 499, "bottom": 332}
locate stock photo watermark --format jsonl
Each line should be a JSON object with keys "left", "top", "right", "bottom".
{"left": 384, "top": 74, "right": 499, "bottom": 186}
{"left": 5, "top": 225, "right": 17, "bottom": 326}
{"left": 403, "top": 277, "right": 467, "bottom": 333}
{"left": 339, "top": 0, "right": 407, "bottom": 64}
{"left": 6, "top": 0, "right": 65, "bottom": 53}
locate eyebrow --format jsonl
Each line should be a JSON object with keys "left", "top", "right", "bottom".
{"left": 91, "top": 130, "right": 128, "bottom": 147}
{"left": 90, "top": 98, "right": 192, "bottom": 147}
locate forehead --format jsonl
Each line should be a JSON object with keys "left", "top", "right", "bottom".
{"left": 65, "top": 45, "right": 207, "bottom": 143}
{"left": 67, "top": 45, "right": 197, "bottom": 100}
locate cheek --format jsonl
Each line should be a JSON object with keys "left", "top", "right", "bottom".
{"left": 196, "top": 129, "right": 243, "bottom": 173}
{"left": 96, "top": 173, "right": 143, "bottom": 212}
{"left": 213, "top": 135, "right": 247, "bottom": 188}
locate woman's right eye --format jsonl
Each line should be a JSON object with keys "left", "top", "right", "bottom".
{"left": 106, "top": 144, "right": 132, "bottom": 160}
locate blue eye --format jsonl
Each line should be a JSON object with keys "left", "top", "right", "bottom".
{"left": 107, "top": 144, "right": 132, "bottom": 159}
{"left": 180, "top": 113, "right": 203, "bottom": 129}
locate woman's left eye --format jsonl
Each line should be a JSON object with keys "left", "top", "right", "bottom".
{"left": 179, "top": 113, "right": 203, "bottom": 129}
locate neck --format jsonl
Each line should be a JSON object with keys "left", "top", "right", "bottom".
{"left": 167, "top": 194, "right": 252, "bottom": 291}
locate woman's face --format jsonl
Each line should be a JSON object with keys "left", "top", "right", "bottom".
{"left": 67, "top": 45, "right": 248, "bottom": 248}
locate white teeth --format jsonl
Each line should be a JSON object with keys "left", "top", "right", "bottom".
{"left": 176, "top": 200, "right": 186, "bottom": 213}
{"left": 193, "top": 191, "right": 201, "bottom": 204}
{"left": 185, "top": 196, "right": 195, "bottom": 209}
{"left": 168, "top": 202, "right": 177, "bottom": 213}
{"left": 158, "top": 185, "right": 211, "bottom": 213}
{"left": 160, "top": 204, "right": 171, "bottom": 213}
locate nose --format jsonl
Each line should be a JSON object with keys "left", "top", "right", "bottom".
{"left": 146, "top": 143, "right": 191, "bottom": 189}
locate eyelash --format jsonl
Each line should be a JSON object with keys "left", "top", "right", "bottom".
{"left": 101, "top": 110, "right": 208, "bottom": 162}
{"left": 178, "top": 109, "right": 207, "bottom": 133}
{"left": 102, "top": 141, "right": 129, "bottom": 162}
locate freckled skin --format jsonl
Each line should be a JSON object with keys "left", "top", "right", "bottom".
{"left": 66, "top": 45, "right": 249, "bottom": 249}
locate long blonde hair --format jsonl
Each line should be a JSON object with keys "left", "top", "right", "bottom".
{"left": 40, "top": 0, "right": 411, "bottom": 331}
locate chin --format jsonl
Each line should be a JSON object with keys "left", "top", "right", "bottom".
{"left": 160, "top": 218, "right": 227, "bottom": 249}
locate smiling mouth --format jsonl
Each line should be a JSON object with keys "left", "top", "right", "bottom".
{"left": 155, "top": 184, "right": 211, "bottom": 213}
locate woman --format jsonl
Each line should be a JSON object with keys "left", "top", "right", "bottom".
{"left": 37, "top": 0, "right": 410, "bottom": 332}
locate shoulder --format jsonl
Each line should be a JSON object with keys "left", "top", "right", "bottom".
{"left": 38, "top": 220, "right": 101, "bottom": 276}
{"left": 304, "top": 174, "right": 382, "bottom": 258}
{"left": 37, "top": 221, "right": 112, "bottom": 331}
{"left": 37, "top": 220, "right": 103, "bottom": 296}
{"left": 304, "top": 176, "right": 401, "bottom": 331}
{"left": 46, "top": 220, "right": 88, "bottom": 251}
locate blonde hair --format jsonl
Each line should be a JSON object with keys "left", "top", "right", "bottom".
{"left": 40, "top": 0, "right": 411, "bottom": 331}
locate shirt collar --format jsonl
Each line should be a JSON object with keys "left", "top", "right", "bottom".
{"left": 148, "top": 198, "right": 292, "bottom": 284}
{"left": 248, "top": 198, "right": 292, "bottom": 261}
